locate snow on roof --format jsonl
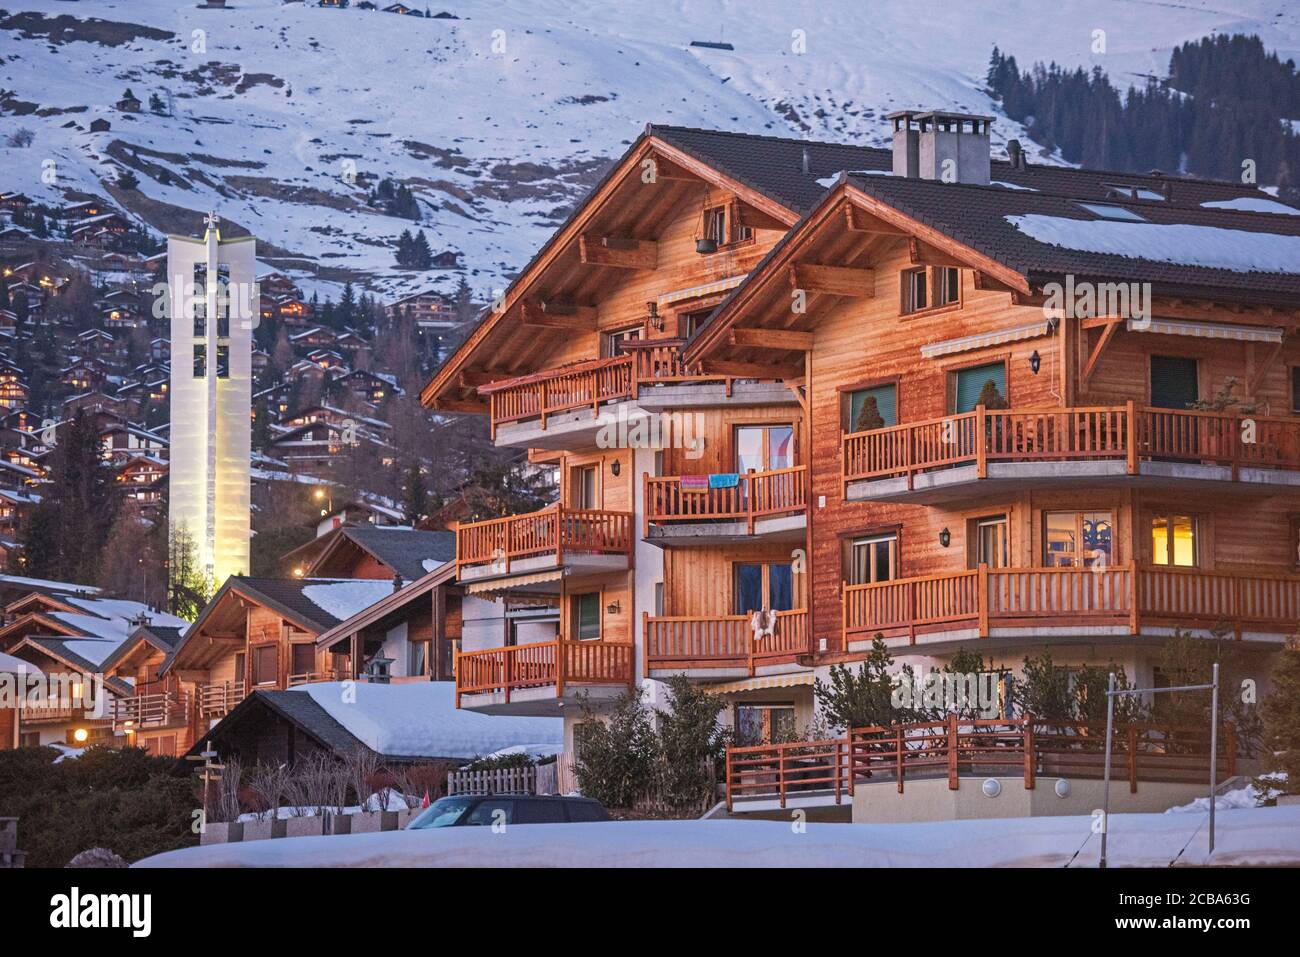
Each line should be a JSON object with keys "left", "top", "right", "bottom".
{"left": 1200, "top": 196, "right": 1300, "bottom": 216}
{"left": 300, "top": 579, "right": 398, "bottom": 622}
{"left": 291, "top": 681, "right": 562, "bottom": 759}
{"left": 137, "top": 805, "right": 1300, "bottom": 868}
{"left": 0, "top": 574, "right": 102, "bottom": 594}
{"left": 1005, "top": 214, "right": 1300, "bottom": 275}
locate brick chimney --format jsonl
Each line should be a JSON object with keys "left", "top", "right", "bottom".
{"left": 888, "top": 110, "right": 993, "bottom": 185}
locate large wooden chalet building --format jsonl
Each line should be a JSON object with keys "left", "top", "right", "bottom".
{"left": 422, "top": 116, "right": 1300, "bottom": 799}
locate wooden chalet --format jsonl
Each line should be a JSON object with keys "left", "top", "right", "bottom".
{"left": 422, "top": 119, "right": 1300, "bottom": 812}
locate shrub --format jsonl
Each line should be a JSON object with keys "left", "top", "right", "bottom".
{"left": 572, "top": 690, "right": 659, "bottom": 809}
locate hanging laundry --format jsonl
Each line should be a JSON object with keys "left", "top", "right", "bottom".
{"left": 709, "top": 472, "right": 740, "bottom": 489}
{"left": 679, "top": 474, "right": 709, "bottom": 491}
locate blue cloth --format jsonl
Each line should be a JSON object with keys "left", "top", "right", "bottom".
{"left": 709, "top": 473, "right": 740, "bottom": 489}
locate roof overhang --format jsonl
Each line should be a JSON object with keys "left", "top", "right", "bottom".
{"left": 315, "top": 562, "right": 457, "bottom": 651}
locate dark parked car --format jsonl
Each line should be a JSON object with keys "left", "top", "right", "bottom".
{"left": 406, "top": 794, "right": 610, "bottom": 828}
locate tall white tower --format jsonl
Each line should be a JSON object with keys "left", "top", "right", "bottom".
{"left": 167, "top": 213, "right": 254, "bottom": 587}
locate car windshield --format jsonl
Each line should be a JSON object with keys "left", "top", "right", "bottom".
{"left": 407, "top": 796, "right": 474, "bottom": 829}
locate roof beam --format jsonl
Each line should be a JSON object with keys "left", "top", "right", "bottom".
{"left": 845, "top": 205, "right": 908, "bottom": 235}
{"left": 538, "top": 300, "right": 598, "bottom": 321}
{"left": 579, "top": 234, "right": 657, "bottom": 270}
{"left": 458, "top": 370, "right": 500, "bottom": 388}
{"left": 734, "top": 203, "right": 789, "bottom": 232}
{"left": 789, "top": 263, "right": 875, "bottom": 298}
{"left": 1082, "top": 319, "right": 1122, "bottom": 389}
{"left": 520, "top": 302, "right": 594, "bottom": 330}
{"left": 431, "top": 398, "right": 489, "bottom": 414}
{"left": 644, "top": 153, "right": 701, "bottom": 182}
{"left": 701, "top": 359, "right": 787, "bottom": 378}
{"left": 730, "top": 328, "right": 814, "bottom": 351}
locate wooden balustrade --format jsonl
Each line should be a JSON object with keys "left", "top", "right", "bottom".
{"left": 196, "top": 680, "right": 246, "bottom": 718}
{"left": 843, "top": 402, "right": 1300, "bottom": 489}
{"left": 454, "top": 640, "right": 634, "bottom": 707}
{"left": 455, "top": 505, "right": 632, "bottom": 575}
{"left": 644, "top": 609, "right": 809, "bottom": 674}
{"left": 726, "top": 716, "right": 1236, "bottom": 810}
{"left": 844, "top": 563, "right": 1300, "bottom": 645}
{"left": 643, "top": 466, "right": 807, "bottom": 534}
{"left": 287, "top": 670, "right": 346, "bottom": 687}
{"left": 111, "top": 690, "right": 190, "bottom": 727}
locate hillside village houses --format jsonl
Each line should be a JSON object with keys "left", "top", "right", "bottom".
{"left": 421, "top": 116, "right": 1300, "bottom": 820}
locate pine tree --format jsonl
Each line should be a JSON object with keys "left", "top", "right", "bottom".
{"left": 813, "top": 635, "right": 915, "bottom": 730}
{"left": 412, "top": 230, "right": 432, "bottom": 269}
{"left": 401, "top": 462, "right": 428, "bottom": 523}
{"left": 1259, "top": 636, "right": 1300, "bottom": 796}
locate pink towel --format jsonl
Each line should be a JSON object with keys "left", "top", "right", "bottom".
{"left": 679, "top": 474, "right": 709, "bottom": 491}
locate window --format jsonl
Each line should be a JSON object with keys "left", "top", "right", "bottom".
{"left": 901, "top": 267, "right": 928, "bottom": 314}
{"left": 464, "top": 799, "right": 514, "bottom": 826}
{"left": 572, "top": 592, "right": 601, "bottom": 641}
{"left": 407, "top": 640, "right": 426, "bottom": 677}
{"left": 1291, "top": 367, "right": 1299, "bottom": 414}
{"left": 973, "top": 515, "right": 1009, "bottom": 569}
{"left": 602, "top": 325, "right": 642, "bottom": 358}
{"left": 847, "top": 533, "right": 897, "bottom": 585}
{"left": 290, "top": 643, "right": 315, "bottom": 678}
{"left": 252, "top": 644, "right": 278, "bottom": 685}
{"left": 952, "top": 361, "right": 1007, "bottom": 413}
{"left": 1151, "top": 514, "right": 1197, "bottom": 567}
{"left": 1151, "top": 356, "right": 1198, "bottom": 409}
{"left": 569, "top": 465, "right": 597, "bottom": 509}
{"left": 1076, "top": 202, "right": 1148, "bottom": 222}
{"left": 845, "top": 383, "right": 897, "bottom": 432}
{"left": 1043, "top": 511, "right": 1114, "bottom": 567}
{"left": 703, "top": 206, "right": 726, "bottom": 246}
{"left": 216, "top": 345, "right": 229, "bottom": 379}
{"left": 680, "top": 309, "right": 710, "bottom": 339}
{"left": 934, "top": 267, "right": 960, "bottom": 307}
{"left": 735, "top": 703, "right": 797, "bottom": 746}
{"left": 735, "top": 562, "right": 794, "bottom": 614}
{"left": 735, "top": 424, "right": 794, "bottom": 473}
{"left": 654, "top": 581, "right": 664, "bottom": 617}
{"left": 234, "top": 651, "right": 246, "bottom": 684}
{"left": 192, "top": 344, "right": 206, "bottom": 378}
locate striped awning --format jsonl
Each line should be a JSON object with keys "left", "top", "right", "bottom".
{"left": 1126, "top": 317, "right": 1284, "bottom": 344}
{"left": 920, "top": 319, "right": 1050, "bottom": 359}
{"left": 463, "top": 569, "right": 563, "bottom": 601}
{"left": 656, "top": 274, "right": 747, "bottom": 309}
{"left": 709, "top": 672, "right": 814, "bottom": 695}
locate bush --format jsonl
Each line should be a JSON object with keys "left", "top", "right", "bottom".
{"left": 0, "top": 745, "right": 197, "bottom": 867}
{"left": 814, "top": 635, "right": 915, "bottom": 730}
{"left": 653, "top": 675, "right": 729, "bottom": 811}
{"left": 572, "top": 690, "right": 659, "bottom": 810}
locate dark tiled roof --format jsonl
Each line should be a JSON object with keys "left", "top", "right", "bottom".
{"left": 176, "top": 688, "right": 365, "bottom": 765}
{"left": 140, "top": 625, "right": 184, "bottom": 648}
{"left": 230, "top": 577, "right": 350, "bottom": 632}
{"left": 844, "top": 172, "right": 1300, "bottom": 302}
{"left": 19, "top": 636, "right": 133, "bottom": 696}
{"left": 341, "top": 526, "right": 455, "bottom": 582}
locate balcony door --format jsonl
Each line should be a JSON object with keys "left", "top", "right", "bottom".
{"left": 1150, "top": 356, "right": 1198, "bottom": 409}
{"left": 569, "top": 464, "right": 598, "bottom": 510}
{"left": 735, "top": 562, "right": 794, "bottom": 614}
{"left": 735, "top": 425, "right": 794, "bottom": 474}
{"left": 972, "top": 515, "right": 1009, "bottom": 569}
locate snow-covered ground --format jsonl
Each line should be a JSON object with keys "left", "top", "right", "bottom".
{"left": 2, "top": 0, "right": 1297, "bottom": 299}
{"left": 136, "top": 804, "right": 1300, "bottom": 868}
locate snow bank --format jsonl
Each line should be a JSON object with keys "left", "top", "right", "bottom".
{"left": 135, "top": 805, "right": 1300, "bottom": 868}
{"left": 301, "top": 580, "right": 398, "bottom": 622}
{"left": 1006, "top": 214, "right": 1300, "bottom": 274}
{"left": 290, "top": 681, "right": 562, "bottom": 759}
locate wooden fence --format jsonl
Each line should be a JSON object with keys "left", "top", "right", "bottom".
{"left": 644, "top": 466, "right": 807, "bottom": 534}
{"left": 455, "top": 505, "right": 633, "bottom": 574}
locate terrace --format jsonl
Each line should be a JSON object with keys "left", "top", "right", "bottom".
{"left": 643, "top": 466, "right": 807, "bottom": 545}
{"left": 454, "top": 640, "right": 634, "bottom": 716}
{"left": 644, "top": 608, "right": 810, "bottom": 678}
{"left": 843, "top": 404, "right": 1300, "bottom": 504}
{"left": 454, "top": 505, "right": 633, "bottom": 589}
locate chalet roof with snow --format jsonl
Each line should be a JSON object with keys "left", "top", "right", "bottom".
{"left": 284, "top": 524, "right": 455, "bottom": 582}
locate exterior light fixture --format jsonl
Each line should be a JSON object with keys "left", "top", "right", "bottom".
{"left": 606, "top": 600, "right": 621, "bottom": 615}
{"left": 939, "top": 527, "right": 951, "bottom": 548}
{"left": 610, "top": 460, "right": 621, "bottom": 476}
{"left": 1029, "top": 350, "right": 1041, "bottom": 375}
{"left": 72, "top": 728, "right": 89, "bottom": 744}
{"left": 982, "top": 778, "right": 1002, "bottom": 798}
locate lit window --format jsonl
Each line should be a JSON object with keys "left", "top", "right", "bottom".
{"left": 1151, "top": 514, "right": 1197, "bottom": 567}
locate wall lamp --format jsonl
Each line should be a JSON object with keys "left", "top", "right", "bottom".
{"left": 1029, "top": 350, "right": 1042, "bottom": 375}
{"left": 939, "top": 527, "right": 952, "bottom": 548}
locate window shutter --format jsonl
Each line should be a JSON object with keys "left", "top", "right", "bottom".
{"left": 1150, "top": 356, "right": 1198, "bottom": 409}
{"left": 954, "top": 363, "right": 1006, "bottom": 413}
{"left": 849, "top": 384, "right": 898, "bottom": 429}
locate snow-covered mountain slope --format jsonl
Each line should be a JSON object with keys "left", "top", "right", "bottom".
{"left": 2, "top": 0, "right": 1297, "bottom": 300}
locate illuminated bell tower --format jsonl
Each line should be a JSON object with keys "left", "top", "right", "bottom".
{"left": 167, "top": 213, "right": 254, "bottom": 586}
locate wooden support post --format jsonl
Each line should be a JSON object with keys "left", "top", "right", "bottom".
{"left": 977, "top": 563, "right": 990, "bottom": 638}
{"left": 1125, "top": 399, "right": 1138, "bottom": 474}
{"left": 725, "top": 750, "right": 733, "bottom": 812}
{"left": 975, "top": 405, "right": 987, "bottom": 479}
{"left": 503, "top": 649, "right": 512, "bottom": 705}
{"left": 778, "top": 747, "right": 787, "bottom": 809}
{"left": 1129, "top": 560, "right": 1140, "bottom": 635}
{"left": 947, "top": 712, "right": 959, "bottom": 790}
{"left": 896, "top": 727, "right": 904, "bottom": 794}
{"left": 1023, "top": 715, "right": 1035, "bottom": 789}
{"left": 555, "top": 641, "right": 565, "bottom": 700}
{"left": 1127, "top": 725, "right": 1138, "bottom": 793}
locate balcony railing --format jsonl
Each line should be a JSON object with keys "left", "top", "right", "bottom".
{"left": 455, "top": 505, "right": 633, "bottom": 576}
{"left": 643, "top": 466, "right": 807, "bottom": 535}
{"left": 287, "top": 669, "right": 347, "bottom": 687}
{"left": 644, "top": 609, "right": 809, "bottom": 674}
{"left": 19, "top": 701, "right": 79, "bottom": 722}
{"left": 196, "top": 680, "right": 245, "bottom": 718}
{"left": 726, "top": 716, "right": 1237, "bottom": 810}
{"left": 454, "top": 640, "right": 634, "bottom": 707}
{"left": 111, "top": 690, "right": 191, "bottom": 728}
{"left": 843, "top": 563, "right": 1300, "bottom": 645}
{"left": 477, "top": 341, "right": 732, "bottom": 437}
{"left": 843, "top": 402, "right": 1300, "bottom": 490}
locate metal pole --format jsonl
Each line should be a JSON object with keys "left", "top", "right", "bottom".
{"left": 1209, "top": 662, "right": 1219, "bottom": 858}
{"left": 1100, "top": 670, "right": 1116, "bottom": 869}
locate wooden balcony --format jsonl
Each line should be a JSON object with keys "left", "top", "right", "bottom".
{"left": 111, "top": 690, "right": 191, "bottom": 729}
{"left": 843, "top": 403, "right": 1300, "bottom": 502}
{"left": 644, "top": 609, "right": 809, "bottom": 676}
{"left": 454, "top": 640, "right": 634, "bottom": 715}
{"left": 196, "top": 680, "right": 245, "bottom": 719}
{"left": 480, "top": 354, "right": 634, "bottom": 440}
{"left": 843, "top": 563, "right": 1300, "bottom": 648}
{"left": 287, "top": 669, "right": 347, "bottom": 687}
{"left": 726, "top": 716, "right": 1236, "bottom": 811}
{"left": 19, "top": 702, "right": 79, "bottom": 723}
{"left": 643, "top": 466, "right": 807, "bottom": 545}
{"left": 455, "top": 505, "right": 632, "bottom": 585}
